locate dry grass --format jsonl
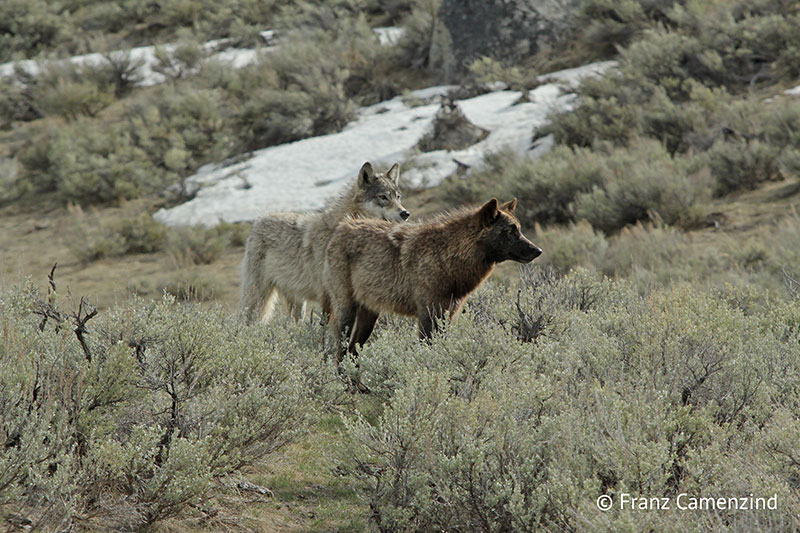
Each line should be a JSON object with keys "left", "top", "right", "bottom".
{"left": 0, "top": 197, "right": 242, "bottom": 311}
{"left": 151, "top": 417, "right": 370, "bottom": 533}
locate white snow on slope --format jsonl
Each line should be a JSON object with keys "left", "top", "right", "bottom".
{"left": 537, "top": 60, "right": 617, "bottom": 88}
{"left": 0, "top": 40, "right": 266, "bottom": 87}
{"left": 0, "top": 27, "right": 398, "bottom": 86}
{"left": 154, "top": 61, "right": 615, "bottom": 227}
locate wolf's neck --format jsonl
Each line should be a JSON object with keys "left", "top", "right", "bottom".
{"left": 323, "top": 183, "right": 362, "bottom": 221}
{"left": 436, "top": 216, "right": 494, "bottom": 295}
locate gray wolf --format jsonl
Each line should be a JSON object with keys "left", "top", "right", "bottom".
{"left": 240, "top": 162, "right": 410, "bottom": 324}
{"left": 323, "top": 197, "right": 542, "bottom": 363}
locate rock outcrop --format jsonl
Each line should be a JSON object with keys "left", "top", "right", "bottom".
{"left": 439, "top": 0, "right": 582, "bottom": 70}
{"left": 417, "top": 99, "right": 489, "bottom": 152}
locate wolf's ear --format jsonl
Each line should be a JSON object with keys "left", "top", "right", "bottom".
{"left": 387, "top": 163, "right": 400, "bottom": 185}
{"left": 478, "top": 198, "right": 500, "bottom": 226}
{"left": 500, "top": 198, "right": 517, "bottom": 213}
{"left": 358, "top": 162, "right": 375, "bottom": 187}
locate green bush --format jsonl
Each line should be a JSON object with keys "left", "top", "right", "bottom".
{"left": 340, "top": 272, "right": 800, "bottom": 531}
{"left": 158, "top": 270, "right": 222, "bottom": 302}
{"left": 442, "top": 141, "right": 708, "bottom": 233}
{"left": 239, "top": 88, "right": 321, "bottom": 149}
{"left": 533, "top": 220, "right": 608, "bottom": 273}
{"left": 574, "top": 140, "right": 709, "bottom": 232}
{"left": 129, "top": 86, "right": 233, "bottom": 169}
{"left": 667, "top": 3, "right": 800, "bottom": 87}
{"left": 525, "top": 217, "right": 800, "bottom": 295}
{"left": 544, "top": 66, "right": 731, "bottom": 155}
{"left": 116, "top": 213, "right": 169, "bottom": 254}
{"left": 235, "top": 21, "right": 380, "bottom": 149}
{"left": 11, "top": 61, "right": 118, "bottom": 121}
{"left": 576, "top": 0, "right": 676, "bottom": 58}
{"left": 215, "top": 220, "right": 252, "bottom": 247}
{"left": 86, "top": 50, "right": 146, "bottom": 97}
{"left": 598, "top": 222, "right": 727, "bottom": 291}
{"left": 619, "top": 8, "right": 800, "bottom": 96}
{"left": 467, "top": 56, "right": 528, "bottom": 89}
{"left": 17, "top": 83, "right": 233, "bottom": 204}
{"left": 65, "top": 211, "right": 250, "bottom": 265}
{"left": 0, "top": 78, "right": 41, "bottom": 128}
{"left": 437, "top": 147, "right": 606, "bottom": 227}
{"left": 167, "top": 226, "right": 228, "bottom": 265}
{"left": 0, "top": 0, "right": 300, "bottom": 62}
{"left": 20, "top": 119, "right": 165, "bottom": 204}
{"left": 512, "top": 146, "right": 607, "bottom": 226}
{"left": 0, "top": 285, "right": 315, "bottom": 530}
{"left": 35, "top": 78, "right": 115, "bottom": 119}
{"left": 7, "top": 4, "right": 433, "bottom": 204}
{"left": 68, "top": 210, "right": 169, "bottom": 263}
{"left": 547, "top": 2, "right": 800, "bottom": 157}
{"left": 760, "top": 214, "right": 800, "bottom": 279}
{"left": 705, "top": 139, "right": 784, "bottom": 195}
{"left": 762, "top": 98, "right": 800, "bottom": 148}
{"left": 152, "top": 36, "right": 207, "bottom": 81}
{"left": 0, "top": 0, "right": 65, "bottom": 62}
{"left": 0, "top": 54, "right": 146, "bottom": 129}
{"left": 544, "top": 72, "right": 646, "bottom": 148}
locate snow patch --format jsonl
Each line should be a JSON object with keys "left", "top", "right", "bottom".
{"left": 154, "top": 61, "right": 615, "bottom": 227}
{"left": 0, "top": 27, "right": 395, "bottom": 87}
{"left": 374, "top": 26, "right": 405, "bottom": 46}
{"left": 0, "top": 41, "right": 266, "bottom": 87}
{"left": 536, "top": 60, "right": 617, "bottom": 88}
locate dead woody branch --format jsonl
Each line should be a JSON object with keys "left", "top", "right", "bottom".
{"left": 30, "top": 264, "right": 98, "bottom": 363}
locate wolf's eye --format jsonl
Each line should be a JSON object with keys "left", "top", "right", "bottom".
{"left": 378, "top": 194, "right": 388, "bottom": 202}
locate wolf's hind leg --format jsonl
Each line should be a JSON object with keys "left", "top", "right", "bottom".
{"left": 329, "top": 302, "right": 358, "bottom": 365}
{"left": 417, "top": 304, "right": 446, "bottom": 340}
{"left": 242, "top": 280, "right": 279, "bottom": 325}
{"left": 287, "top": 297, "right": 307, "bottom": 321}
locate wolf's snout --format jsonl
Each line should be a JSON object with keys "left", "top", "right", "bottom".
{"left": 400, "top": 210, "right": 411, "bottom": 220}
{"left": 517, "top": 243, "right": 542, "bottom": 263}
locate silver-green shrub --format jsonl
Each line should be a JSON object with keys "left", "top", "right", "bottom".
{"left": 439, "top": 140, "right": 709, "bottom": 233}
{"left": 573, "top": 139, "right": 709, "bottom": 232}
{"left": 341, "top": 270, "right": 800, "bottom": 531}
{"left": 0, "top": 286, "right": 317, "bottom": 529}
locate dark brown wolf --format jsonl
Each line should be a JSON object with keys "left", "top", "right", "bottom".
{"left": 323, "top": 198, "right": 542, "bottom": 362}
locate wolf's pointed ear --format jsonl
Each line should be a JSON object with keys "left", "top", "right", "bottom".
{"left": 500, "top": 198, "right": 517, "bottom": 213}
{"left": 358, "top": 162, "right": 375, "bottom": 188}
{"left": 387, "top": 163, "right": 400, "bottom": 185}
{"left": 478, "top": 198, "right": 499, "bottom": 226}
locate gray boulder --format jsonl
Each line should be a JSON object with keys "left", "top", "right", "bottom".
{"left": 417, "top": 99, "right": 489, "bottom": 152}
{"left": 439, "top": 0, "right": 582, "bottom": 70}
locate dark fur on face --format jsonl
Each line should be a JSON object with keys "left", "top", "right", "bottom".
{"left": 478, "top": 198, "right": 542, "bottom": 264}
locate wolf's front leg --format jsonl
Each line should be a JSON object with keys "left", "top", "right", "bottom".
{"left": 417, "top": 304, "right": 446, "bottom": 340}
{"left": 348, "top": 306, "right": 379, "bottom": 355}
